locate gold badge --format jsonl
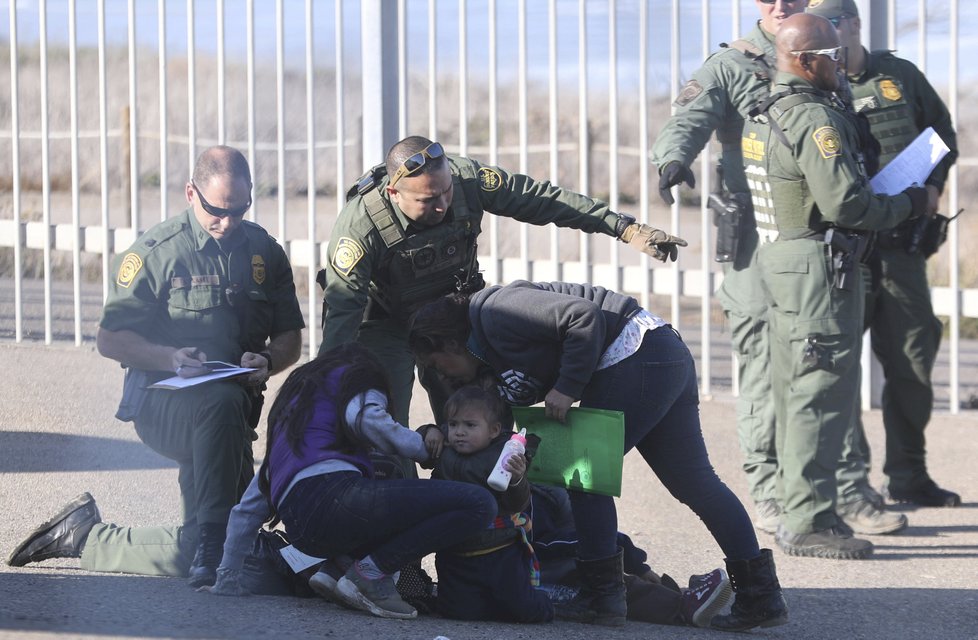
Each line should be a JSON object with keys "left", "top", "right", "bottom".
{"left": 332, "top": 237, "right": 365, "bottom": 276}
{"left": 116, "top": 252, "right": 143, "bottom": 288}
{"left": 478, "top": 167, "right": 502, "bottom": 192}
{"left": 879, "top": 79, "right": 902, "bottom": 102}
{"left": 812, "top": 126, "right": 842, "bottom": 159}
{"left": 251, "top": 255, "right": 266, "bottom": 285}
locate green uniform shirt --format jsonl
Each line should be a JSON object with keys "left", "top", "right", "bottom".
{"left": 650, "top": 22, "right": 777, "bottom": 194}
{"left": 320, "top": 155, "right": 624, "bottom": 352}
{"left": 848, "top": 48, "right": 958, "bottom": 191}
{"left": 101, "top": 209, "right": 305, "bottom": 366}
{"left": 762, "top": 73, "right": 913, "bottom": 236}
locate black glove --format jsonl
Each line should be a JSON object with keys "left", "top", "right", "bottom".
{"left": 657, "top": 162, "right": 696, "bottom": 205}
{"left": 902, "top": 185, "right": 929, "bottom": 219}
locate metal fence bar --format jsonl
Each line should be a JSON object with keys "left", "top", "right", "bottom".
{"left": 69, "top": 0, "right": 81, "bottom": 346}
{"left": 217, "top": 0, "right": 226, "bottom": 145}
{"left": 948, "top": 0, "right": 961, "bottom": 414}
{"left": 159, "top": 0, "right": 168, "bottom": 223}
{"left": 98, "top": 0, "right": 109, "bottom": 301}
{"left": 187, "top": 0, "right": 196, "bottom": 180}
{"left": 39, "top": 0, "right": 53, "bottom": 344}
{"left": 638, "top": 0, "right": 651, "bottom": 311}
{"left": 668, "top": 0, "right": 680, "bottom": 330}
{"left": 517, "top": 0, "right": 529, "bottom": 280}
{"left": 607, "top": 0, "right": 621, "bottom": 291}
{"left": 699, "top": 0, "right": 712, "bottom": 396}
{"left": 127, "top": 0, "right": 139, "bottom": 232}
{"left": 398, "top": 0, "right": 408, "bottom": 140}
{"left": 246, "top": 0, "right": 257, "bottom": 222}
{"left": 428, "top": 0, "right": 437, "bottom": 140}
{"left": 577, "top": 0, "right": 591, "bottom": 284}
{"left": 275, "top": 0, "right": 286, "bottom": 240}
{"left": 487, "top": 0, "right": 500, "bottom": 284}
{"left": 305, "top": 0, "right": 317, "bottom": 359}
{"left": 548, "top": 0, "right": 560, "bottom": 281}
{"left": 336, "top": 0, "right": 346, "bottom": 223}
{"left": 458, "top": 0, "right": 468, "bottom": 157}
{"left": 9, "top": 0, "right": 23, "bottom": 341}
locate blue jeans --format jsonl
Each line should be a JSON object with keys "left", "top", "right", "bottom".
{"left": 575, "top": 326, "right": 761, "bottom": 562}
{"left": 278, "top": 472, "right": 497, "bottom": 574}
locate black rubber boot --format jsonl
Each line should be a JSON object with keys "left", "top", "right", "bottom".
{"left": 187, "top": 522, "right": 227, "bottom": 588}
{"left": 7, "top": 493, "right": 101, "bottom": 567}
{"left": 554, "top": 549, "right": 627, "bottom": 627}
{"left": 711, "top": 548, "right": 788, "bottom": 632}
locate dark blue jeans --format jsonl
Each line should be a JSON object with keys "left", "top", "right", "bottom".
{"left": 575, "top": 326, "right": 760, "bottom": 562}
{"left": 278, "top": 472, "right": 497, "bottom": 574}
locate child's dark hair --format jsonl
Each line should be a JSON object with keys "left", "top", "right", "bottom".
{"left": 407, "top": 292, "right": 472, "bottom": 359}
{"left": 257, "top": 342, "right": 392, "bottom": 517}
{"left": 444, "top": 385, "right": 514, "bottom": 432}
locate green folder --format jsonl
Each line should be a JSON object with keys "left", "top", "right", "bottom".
{"left": 513, "top": 406, "right": 625, "bottom": 497}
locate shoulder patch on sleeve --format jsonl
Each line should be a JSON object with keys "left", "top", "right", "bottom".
{"left": 116, "top": 252, "right": 143, "bottom": 288}
{"left": 331, "top": 237, "right": 366, "bottom": 276}
{"left": 478, "top": 167, "right": 503, "bottom": 192}
{"left": 812, "top": 126, "right": 843, "bottom": 159}
{"left": 674, "top": 79, "right": 704, "bottom": 107}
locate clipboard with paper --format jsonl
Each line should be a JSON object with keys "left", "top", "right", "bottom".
{"left": 513, "top": 406, "right": 625, "bottom": 497}
{"left": 869, "top": 126, "right": 950, "bottom": 195}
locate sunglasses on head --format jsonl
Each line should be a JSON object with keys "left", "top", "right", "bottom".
{"left": 758, "top": 0, "right": 803, "bottom": 4}
{"left": 790, "top": 46, "right": 842, "bottom": 62}
{"left": 191, "top": 180, "right": 252, "bottom": 218}
{"left": 388, "top": 142, "right": 446, "bottom": 188}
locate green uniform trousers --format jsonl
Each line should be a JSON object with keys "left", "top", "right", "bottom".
{"left": 716, "top": 230, "right": 779, "bottom": 505}
{"left": 760, "top": 239, "right": 864, "bottom": 534}
{"left": 80, "top": 381, "right": 256, "bottom": 576}
{"left": 867, "top": 248, "right": 943, "bottom": 491}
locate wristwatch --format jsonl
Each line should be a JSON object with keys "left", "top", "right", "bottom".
{"left": 614, "top": 213, "right": 636, "bottom": 239}
{"left": 259, "top": 351, "right": 274, "bottom": 373}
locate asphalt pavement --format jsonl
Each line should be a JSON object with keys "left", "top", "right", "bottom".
{"left": 1, "top": 340, "right": 977, "bottom": 640}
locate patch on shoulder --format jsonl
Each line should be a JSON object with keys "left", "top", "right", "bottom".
{"left": 478, "top": 167, "right": 503, "bottom": 192}
{"left": 808, "top": 0, "right": 825, "bottom": 7}
{"left": 879, "top": 78, "right": 902, "bottom": 102}
{"left": 332, "top": 237, "right": 365, "bottom": 276}
{"left": 674, "top": 80, "right": 704, "bottom": 107}
{"left": 116, "top": 252, "right": 143, "bottom": 288}
{"left": 252, "top": 254, "right": 266, "bottom": 285}
{"left": 812, "top": 126, "right": 842, "bottom": 159}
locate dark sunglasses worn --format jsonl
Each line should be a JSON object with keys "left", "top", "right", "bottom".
{"left": 191, "top": 180, "right": 252, "bottom": 218}
{"left": 388, "top": 142, "right": 446, "bottom": 188}
{"left": 828, "top": 14, "right": 853, "bottom": 28}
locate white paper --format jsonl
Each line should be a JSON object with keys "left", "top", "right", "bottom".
{"left": 147, "top": 365, "right": 256, "bottom": 390}
{"left": 869, "top": 127, "right": 950, "bottom": 195}
{"left": 279, "top": 544, "right": 326, "bottom": 573}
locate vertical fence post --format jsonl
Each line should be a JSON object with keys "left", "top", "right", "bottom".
{"left": 361, "top": 0, "right": 400, "bottom": 168}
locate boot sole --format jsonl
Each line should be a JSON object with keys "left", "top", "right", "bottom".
{"left": 777, "top": 541, "right": 873, "bottom": 560}
{"left": 308, "top": 572, "right": 340, "bottom": 604}
{"left": 7, "top": 492, "right": 98, "bottom": 567}
{"left": 335, "top": 576, "right": 417, "bottom": 619}
{"left": 690, "top": 575, "right": 734, "bottom": 628}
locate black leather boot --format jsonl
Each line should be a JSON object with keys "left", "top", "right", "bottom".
{"left": 7, "top": 493, "right": 101, "bottom": 567}
{"left": 554, "top": 549, "right": 627, "bottom": 627}
{"left": 187, "top": 522, "right": 227, "bottom": 588}
{"left": 711, "top": 548, "right": 788, "bottom": 631}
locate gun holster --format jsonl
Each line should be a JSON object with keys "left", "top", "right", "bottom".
{"left": 115, "top": 367, "right": 151, "bottom": 422}
{"left": 708, "top": 192, "right": 750, "bottom": 263}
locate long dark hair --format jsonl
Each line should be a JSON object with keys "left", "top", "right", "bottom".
{"left": 257, "top": 342, "right": 392, "bottom": 512}
{"left": 407, "top": 292, "right": 473, "bottom": 359}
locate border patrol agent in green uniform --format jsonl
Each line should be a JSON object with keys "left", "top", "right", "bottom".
{"left": 319, "top": 135, "right": 687, "bottom": 442}
{"left": 651, "top": 0, "right": 808, "bottom": 534}
{"left": 808, "top": 0, "right": 961, "bottom": 508}
{"left": 7, "top": 147, "right": 304, "bottom": 587}
{"left": 743, "top": 14, "right": 928, "bottom": 559}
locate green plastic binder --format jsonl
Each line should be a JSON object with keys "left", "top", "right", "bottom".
{"left": 513, "top": 406, "right": 625, "bottom": 497}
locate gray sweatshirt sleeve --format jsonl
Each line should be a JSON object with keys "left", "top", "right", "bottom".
{"left": 344, "top": 390, "right": 430, "bottom": 463}
{"left": 218, "top": 474, "right": 269, "bottom": 573}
